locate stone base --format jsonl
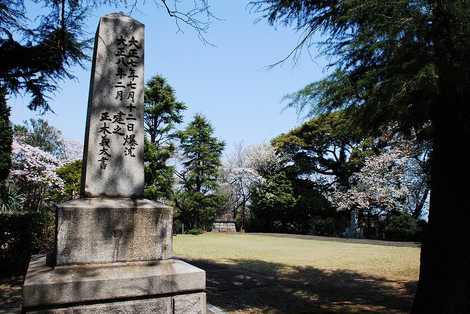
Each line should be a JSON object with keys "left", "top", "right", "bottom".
{"left": 212, "top": 221, "right": 236, "bottom": 233}
{"left": 23, "top": 256, "right": 206, "bottom": 314}
{"left": 55, "top": 198, "right": 173, "bottom": 265}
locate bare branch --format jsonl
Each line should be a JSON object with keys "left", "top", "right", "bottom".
{"left": 266, "top": 27, "right": 315, "bottom": 69}
{"left": 157, "top": 0, "right": 218, "bottom": 46}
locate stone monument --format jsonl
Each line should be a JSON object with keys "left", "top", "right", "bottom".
{"left": 22, "top": 13, "right": 206, "bottom": 314}
{"left": 212, "top": 209, "right": 236, "bottom": 233}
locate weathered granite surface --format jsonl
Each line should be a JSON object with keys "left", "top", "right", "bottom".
{"left": 174, "top": 293, "right": 206, "bottom": 314}
{"left": 55, "top": 198, "right": 173, "bottom": 265}
{"left": 27, "top": 298, "right": 172, "bottom": 314}
{"left": 81, "top": 13, "right": 145, "bottom": 198}
{"left": 26, "top": 294, "right": 206, "bottom": 314}
{"left": 23, "top": 256, "right": 206, "bottom": 310}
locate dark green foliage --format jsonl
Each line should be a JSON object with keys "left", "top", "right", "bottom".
{"left": 265, "top": 111, "right": 373, "bottom": 235}
{"left": 144, "top": 139, "right": 175, "bottom": 200}
{"left": 0, "top": 210, "right": 54, "bottom": 275}
{"left": 0, "top": 0, "right": 89, "bottom": 112}
{"left": 252, "top": 0, "right": 435, "bottom": 137}
{"left": 175, "top": 190, "right": 222, "bottom": 231}
{"left": 273, "top": 111, "right": 373, "bottom": 189}
{"left": 249, "top": 172, "right": 297, "bottom": 232}
{"left": 290, "top": 178, "right": 337, "bottom": 235}
{"left": 186, "top": 228, "right": 204, "bottom": 235}
{"left": 144, "top": 75, "right": 186, "bottom": 146}
{"left": 385, "top": 213, "right": 418, "bottom": 242}
{"left": 308, "top": 217, "right": 337, "bottom": 236}
{"left": 176, "top": 114, "right": 225, "bottom": 230}
{"left": 144, "top": 75, "right": 186, "bottom": 200}
{"left": 55, "top": 160, "right": 82, "bottom": 201}
{"left": 0, "top": 87, "right": 12, "bottom": 186}
{"left": 14, "top": 119, "right": 65, "bottom": 158}
{"left": 248, "top": 170, "right": 336, "bottom": 235}
{"left": 178, "top": 114, "right": 225, "bottom": 194}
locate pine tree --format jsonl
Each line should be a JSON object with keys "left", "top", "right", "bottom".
{"left": 176, "top": 114, "right": 225, "bottom": 230}
{"left": 144, "top": 75, "right": 186, "bottom": 200}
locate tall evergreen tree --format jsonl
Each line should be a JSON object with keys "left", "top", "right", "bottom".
{"left": 144, "top": 75, "right": 186, "bottom": 200}
{"left": 176, "top": 114, "right": 225, "bottom": 230}
{"left": 0, "top": 87, "right": 12, "bottom": 187}
{"left": 251, "top": 0, "right": 470, "bottom": 312}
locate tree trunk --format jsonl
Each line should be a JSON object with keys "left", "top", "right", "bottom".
{"left": 412, "top": 3, "right": 470, "bottom": 311}
{"left": 412, "top": 111, "right": 470, "bottom": 313}
{"left": 412, "top": 187, "right": 429, "bottom": 219}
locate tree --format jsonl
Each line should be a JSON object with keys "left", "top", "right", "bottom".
{"left": 272, "top": 111, "right": 371, "bottom": 189}
{"left": 0, "top": 0, "right": 89, "bottom": 113}
{"left": 175, "top": 114, "right": 224, "bottom": 230}
{"left": 9, "top": 139, "right": 63, "bottom": 212}
{"left": 331, "top": 138, "right": 428, "bottom": 216}
{"left": 330, "top": 137, "right": 429, "bottom": 238}
{"left": 14, "top": 119, "right": 65, "bottom": 158}
{"left": 55, "top": 160, "right": 82, "bottom": 201}
{"left": 0, "top": 87, "right": 12, "bottom": 188}
{"left": 272, "top": 111, "right": 374, "bottom": 236}
{"left": 144, "top": 75, "right": 186, "bottom": 200}
{"left": 219, "top": 143, "right": 265, "bottom": 230}
{"left": 249, "top": 171, "right": 297, "bottom": 232}
{"left": 251, "top": 0, "right": 469, "bottom": 311}
{"left": 243, "top": 142, "right": 334, "bottom": 234}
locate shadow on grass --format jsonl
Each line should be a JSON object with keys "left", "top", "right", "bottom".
{"left": 184, "top": 258, "right": 417, "bottom": 314}
{"left": 0, "top": 276, "right": 22, "bottom": 314}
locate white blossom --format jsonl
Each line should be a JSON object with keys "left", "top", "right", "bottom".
{"left": 10, "top": 139, "right": 64, "bottom": 189}
{"left": 61, "top": 139, "right": 83, "bottom": 163}
{"left": 330, "top": 140, "right": 425, "bottom": 215}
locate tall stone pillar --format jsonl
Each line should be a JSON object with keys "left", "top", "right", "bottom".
{"left": 22, "top": 13, "right": 206, "bottom": 314}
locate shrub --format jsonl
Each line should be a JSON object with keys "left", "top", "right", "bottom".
{"left": 186, "top": 228, "right": 204, "bottom": 235}
{"left": 384, "top": 213, "right": 418, "bottom": 241}
{"left": 0, "top": 210, "right": 54, "bottom": 275}
{"left": 308, "top": 217, "right": 337, "bottom": 236}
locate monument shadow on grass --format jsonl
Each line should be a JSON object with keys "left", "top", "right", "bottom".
{"left": 184, "top": 258, "right": 417, "bottom": 314}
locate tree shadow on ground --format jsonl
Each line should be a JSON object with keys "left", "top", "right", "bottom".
{"left": 184, "top": 258, "right": 417, "bottom": 314}
{"left": 0, "top": 276, "right": 22, "bottom": 314}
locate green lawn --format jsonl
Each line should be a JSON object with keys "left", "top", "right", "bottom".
{"left": 174, "top": 232, "right": 420, "bottom": 314}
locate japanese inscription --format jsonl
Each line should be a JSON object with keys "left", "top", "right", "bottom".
{"left": 81, "top": 13, "right": 144, "bottom": 198}
{"left": 97, "top": 35, "right": 142, "bottom": 169}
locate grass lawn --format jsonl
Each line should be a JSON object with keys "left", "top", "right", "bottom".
{"left": 174, "top": 232, "right": 420, "bottom": 314}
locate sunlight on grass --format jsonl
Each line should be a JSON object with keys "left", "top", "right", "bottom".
{"left": 174, "top": 232, "right": 420, "bottom": 282}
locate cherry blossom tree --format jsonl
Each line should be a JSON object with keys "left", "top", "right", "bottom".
{"left": 330, "top": 137, "right": 429, "bottom": 236}
{"left": 8, "top": 139, "right": 63, "bottom": 212}
{"left": 219, "top": 143, "right": 281, "bottom": 230}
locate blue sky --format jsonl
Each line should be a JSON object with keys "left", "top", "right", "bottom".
{"left": 11, "top": 1, "right": 327, "bottom": 155}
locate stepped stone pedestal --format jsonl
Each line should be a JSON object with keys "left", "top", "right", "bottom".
{"left": 22, "top": 13, "right": 206, "bottom": 314}
{"left": 23, "top": 199, "right": 206, "bottom": 313}
{"left": 23, "top": 256, "right": 206, "bottom": 313}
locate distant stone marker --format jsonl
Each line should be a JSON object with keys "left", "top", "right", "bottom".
{"left": 81, "top": 13, "right": 144, "bottom": 198}
{"left": 23, "top": 13, "right": 207, "bottom": 314}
